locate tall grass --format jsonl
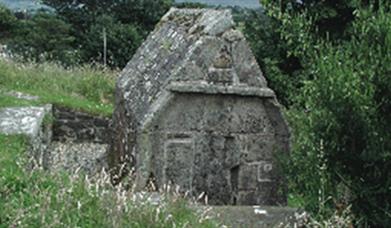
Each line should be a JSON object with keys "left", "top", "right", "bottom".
{"left": 0, "top": 60, "right": 116, "bottom": 116}
{"left": 0, "top": 134, "right": 219, "bottom": 227}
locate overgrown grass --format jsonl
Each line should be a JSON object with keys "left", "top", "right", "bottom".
{"left": 0, "top": 60, "right": 115, "bottom": 116}
{"left": 0, "top": 134, "right": 219, "bottom": 227}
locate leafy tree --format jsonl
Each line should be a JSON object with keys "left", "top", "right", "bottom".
{"left": 242, "top": 9, "right": 302, "bottom": 106}
{"left": 261, "top": 0, "right": 365, "bottom": 39}
{"left": 246, "top": 1, "right": 378, "bottom": 105}
{"left": 83, "top": 14, "right": 143, "bottom": 67}
{"left": 0, "top": 5, "right": 17, "bottom": 40}
{"left": 174, "top": 2, "right": 208, "bottom": 9}
{"left": 256, "top": 0, "right": 391, "bottom": 225}
{"left": 8, "top": 13, "right": 77, "bottom": 65}
{"left": 42, "top": 0, "right": 173, "bottom": 67}
{"left": 109, "top": 0, "right": 173, "bottom": 31}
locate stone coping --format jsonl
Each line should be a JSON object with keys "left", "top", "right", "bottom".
{"left": 0, "top": 105, "right": 51, "bottom": 137}
{"left": 167, "top": 81, "right": 276, "bottom": 98}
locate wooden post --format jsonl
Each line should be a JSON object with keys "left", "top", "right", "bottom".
{"left": 103, "top": 27, "right": 107, "bottom": 67}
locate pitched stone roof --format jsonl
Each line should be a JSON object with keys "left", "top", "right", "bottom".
{"left": 117, "top": 8, "right": 274, "bottom": 127}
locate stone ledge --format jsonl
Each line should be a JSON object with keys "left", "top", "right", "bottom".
{"left": 167, "top": 82, "right": 276, "bottom": 98}
{"left": 0, "top": 105, "right": 51, "bottom": 137}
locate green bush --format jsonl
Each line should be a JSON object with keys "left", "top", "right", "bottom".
{"left": 40, "top": 0, "right": 173, "bottom": 68}
{"left": 241, "top": 9, "right": 303, "bottom": 106}
{"left": 0, "top": 4, "right": 17, "bottom": 40}
{"left": 81, "top": 14, "right": 143, "bottom": 68}
{"left": 257, "top": 1, "right": 391, "bottom": 225}
{"left": 7, "top": 13, "right": 78, "bottom": 66}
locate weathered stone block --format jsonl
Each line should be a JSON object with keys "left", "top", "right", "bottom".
{"left": 0, "top": 105, "right": 52, "bottom": 168}
{"left": 52, "top": 106, "right": 111, "bottom": 143}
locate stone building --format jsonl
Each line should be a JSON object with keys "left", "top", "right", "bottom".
{"left": 110, "top": 8, "right": 290, "bottom": 205}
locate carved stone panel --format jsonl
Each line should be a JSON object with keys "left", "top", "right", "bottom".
{"left": 163, "top": 135, "right": 194, "bottom": 191}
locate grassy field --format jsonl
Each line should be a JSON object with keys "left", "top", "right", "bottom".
{"left": 0, "top": 60, "right": 115, "bottom": 116}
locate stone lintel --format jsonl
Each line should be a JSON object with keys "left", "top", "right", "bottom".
{"left": 167, "top": 82, "right": 276, "bottom": 98}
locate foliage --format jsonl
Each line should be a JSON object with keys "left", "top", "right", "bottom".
{"left": 0, "top": 60, "right": 115, "bottom": 116}
{"left": 6, "top": 13, "right": 78, "bottom": 65}
{"left": 241, "top": 9, "right": 302, "bottom": 106}
{"left": 0, "top": 4, "right": 17, "bottom": 40}
{"left": 0, "top": 134, "right": 218, "bottom": 227}
{"left": 1, "top": 1, "right": 173, "bottom": 68}
{"left": 39, "top": 0, "right": 173, "bottom": 68}
{"left": 244, "top": 1, "right": 382, "bottom": 105}
{"left": 256, "top": 0, "right": 391, "bottom": 226}
{"left": 81, "top": 14, "right": 143, "bottom": 68}
{"left": 174, "top": 2, "right": 208, "bottom": 9}
{"left": 261, "top": 0, "right": 363, "bottom": 39}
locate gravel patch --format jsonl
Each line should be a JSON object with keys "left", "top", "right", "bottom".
{"left": 48, "top": 142, "right": 108, "bottom": 176}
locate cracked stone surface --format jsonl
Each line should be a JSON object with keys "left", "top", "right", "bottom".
{"left": 0, "top": 106, "right": 49, "bottom": 137}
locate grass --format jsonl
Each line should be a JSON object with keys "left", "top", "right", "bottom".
{"left": 0, "top": 134, "right": 219, "bottom": 227}
{"left": 0, "top": 60, "right": 116, "bottom": 117}
{"left": 0, "top": 94, "right": 41, "bottom": 108}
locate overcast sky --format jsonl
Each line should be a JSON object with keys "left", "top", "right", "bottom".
{"left": 0, "top": 0, "right": 47, "bottom": 11}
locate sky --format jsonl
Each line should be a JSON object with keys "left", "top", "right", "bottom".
{"left": 0, "top": 0, "right": 49, "bottom": 11}
{"left": 0, "top": 0, "right": 262, "bottom": 11}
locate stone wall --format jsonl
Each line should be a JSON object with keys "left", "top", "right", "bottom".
{"left": 52, "top": 106, "right": 111, "bottom": 144}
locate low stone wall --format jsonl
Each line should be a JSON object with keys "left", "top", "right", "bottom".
{"left": 52, "top": 106, "right": 111, "bottom": 144}
{"left": 0, "top": 105, "right": 52, "bottom": 169}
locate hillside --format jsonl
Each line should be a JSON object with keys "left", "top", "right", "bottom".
{"left": 0, "top": 0, "right": 261, "bottom": 11}
{"left": 0, "top": 61, "right": 115, "bottom": 116}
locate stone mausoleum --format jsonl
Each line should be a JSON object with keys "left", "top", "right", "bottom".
{"left": 110, "top": 8, "right": 290, "bottom": 205}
